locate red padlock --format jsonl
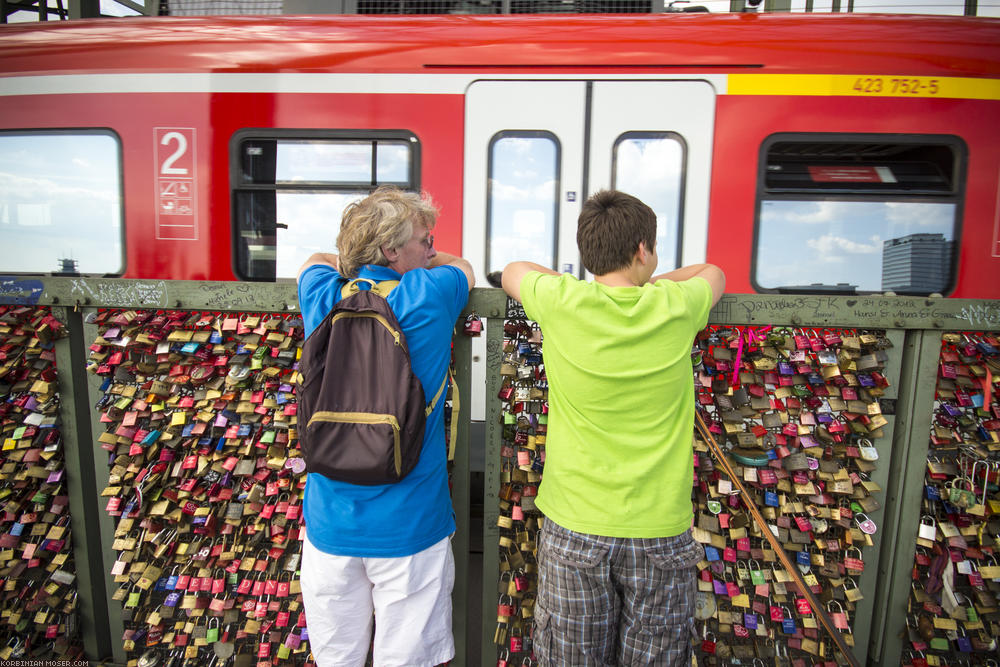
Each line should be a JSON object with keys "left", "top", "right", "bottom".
{"left": 463, "top": 313, "right": 483, "bottom": 337}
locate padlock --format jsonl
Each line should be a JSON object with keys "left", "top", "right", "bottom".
{"left": 463, "top": 312, "right": 484, "bottom": 336}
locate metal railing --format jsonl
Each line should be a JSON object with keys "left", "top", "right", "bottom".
{"left": 1, "top": 276, "right": 998, "bottom": 665}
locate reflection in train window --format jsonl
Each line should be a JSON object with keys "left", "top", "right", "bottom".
{"left": 486, "top": 132, "right": 559, "bottom": 275}
{"left": 0, "top": 130, "right": 123, "bottom": 275}
{"left": 752, "top": 136, "right": 965, "bottom": 295}
{"left": 232, "top": 132, "right": 419, "bottom": 281}
{"left": 612, "top": 132, "right": 686, "bottom": 275}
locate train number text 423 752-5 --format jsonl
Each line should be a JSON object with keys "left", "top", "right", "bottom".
{"left": 852, "top": 77, "right": 940, "bottom": 96}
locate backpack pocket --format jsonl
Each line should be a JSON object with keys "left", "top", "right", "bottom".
{"left": 307, "top": 411, "right": 404, "bottom": 484}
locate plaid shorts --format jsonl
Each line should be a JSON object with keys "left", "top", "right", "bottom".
{"left": 533, "top": 518, "right": 703, "bottom": 666}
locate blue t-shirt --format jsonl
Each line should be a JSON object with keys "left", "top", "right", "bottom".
{"left": 297, "top": 262, "right": 469, "bottom": 557}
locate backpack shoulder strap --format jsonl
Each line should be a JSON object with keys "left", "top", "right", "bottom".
{"left": 339, "top": 278, "right": 400, "bottom": 300}
{"left": 371, "top": 280, "right": 400, "bottom": 298}
{"left": 424, "top": 368, "right": 459, "bottom": 462}
{"left": 339, "top": 278, "right": 376, "bottom": 299}
{"left": 425, "top": 370, "right": 450, "bottom": 417}
{"left": 339, "top": 277, "right": 450, "bottom": 417}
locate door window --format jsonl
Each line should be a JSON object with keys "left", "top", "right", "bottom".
{"left": 486, "top": 131, "right": 560, "bottom": 275}
{"left": 612, "top": 132, "right": 686, "bottom": 274}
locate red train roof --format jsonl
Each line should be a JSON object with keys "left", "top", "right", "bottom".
{"left": 1, "top": 13, "right": 999, "bottom": 78}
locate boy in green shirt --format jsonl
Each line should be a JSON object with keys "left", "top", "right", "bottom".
{"left": 502, "top": 190, "right": 725, "bottom": 665}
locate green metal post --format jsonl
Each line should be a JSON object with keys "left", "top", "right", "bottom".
{"left": 480, "top": 305, "right": 505, "bottom": 666}
{"left": 452, "top": 331, "right": 473, "bottom": 667}
{"left": 871, "top": 330, "right": 942, "bottom": 667}
{"left": 52, "top": 306, "right": 114, "bottom": 661}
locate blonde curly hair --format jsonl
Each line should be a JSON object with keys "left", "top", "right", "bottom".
{"left": 336, "top": 186, "right": 438, "bottom": 278}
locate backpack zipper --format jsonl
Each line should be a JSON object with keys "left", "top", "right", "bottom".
{"left": 308, "top": 411, "right": 402, "bottom": 477}
{"left": 330, "top": 312, "right": 401, "bottom": 346}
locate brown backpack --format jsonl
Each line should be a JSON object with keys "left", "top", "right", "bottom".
{"left": 298, "top": 279, "right": 447, "bottom": 485}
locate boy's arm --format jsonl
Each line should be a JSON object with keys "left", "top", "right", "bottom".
{"left": 502, "top": 261, "right": 558, "bottom": 302}
{"left": 430, "top": 251, "right": 476, "bottom": 292}
{"left": 651, "top": 263, "right": 726, "bottom": 306}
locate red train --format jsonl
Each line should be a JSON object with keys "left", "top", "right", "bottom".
{"left": 1, "top": 12, "right": 998, "bottom": 297}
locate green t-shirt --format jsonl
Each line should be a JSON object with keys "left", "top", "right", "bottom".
{"left": 519, "top": 272, "right": 713, "bottom": 538}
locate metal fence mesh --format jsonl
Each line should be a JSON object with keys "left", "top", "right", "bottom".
{"left": 356, "top": 0, "right": 652, "bottom": 11}
{"left": 160, "top": 0, "right": 283, "bottom": 14}
{"left": 158, "top": 0, "right": 654, "bottom": 13}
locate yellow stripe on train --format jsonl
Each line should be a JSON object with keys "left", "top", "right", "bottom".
{"left": 727, "top": 74, "right": 1000, "bottom": 100}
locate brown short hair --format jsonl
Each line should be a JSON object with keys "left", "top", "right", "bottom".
{"left": 577, "top": 190, "right": 656, "bottom": 275}
{"left": 336, "top": 186, "right": 438, "bottom": 278}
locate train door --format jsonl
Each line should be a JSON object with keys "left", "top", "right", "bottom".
{"left": 463, "top": 79, "right": 717, "bottom": 420}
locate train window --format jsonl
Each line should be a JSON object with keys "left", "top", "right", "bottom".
{"left": 612, "top": 132, "right": 686, "bottom": 274}
{"left": 752, "top": 135, "right": 966, "bottom": 295}
{"left": 232, "top": 131, "right": 419, "bottom": 281}
{"left": 0, "top": 130, "right": 123, "bottom": 275}
{"left": 486, "top": 131, "right": 559, "bottom": 275}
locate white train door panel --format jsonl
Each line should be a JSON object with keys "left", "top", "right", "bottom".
{"left": 463, "top": 78, "right": 716, "bottom": 420}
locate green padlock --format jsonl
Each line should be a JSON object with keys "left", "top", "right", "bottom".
{"left": 206, "top": 619, "right": 220, "bottom": 643}
{"left": 947, "top": 477, "right": 975, "bottom": 509}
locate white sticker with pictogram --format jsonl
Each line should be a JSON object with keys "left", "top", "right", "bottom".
{"left": 154, "top": 127, "right": 198, "bottom": 241}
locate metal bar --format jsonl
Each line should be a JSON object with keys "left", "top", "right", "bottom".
{"left": 873, "top": 330, "right": 941, "bottom": 667}
{"left": 851, "top": 327, "right": 906, "bottom": 663}
{"left": 112, "top": 0, "right": 152, "bottom": 14}
{"left": 452, "top": 330, "right": 474, "bottom": 667}
{"left": 80, "top": 307, "right": 129, "bottom": 665}
{"left": 0, "top": 277, "right": 299, "bottom": 313}
{"left": 480, "top": 309, "right": 505, "bottom": 666}
{"left": 68, "top": 0, "right": 99, "bottom": 18}
{"left": 5, "top": 278, "right": 999, "bottom": 333}
{"left": 52, "top": 306, "right": 114, "bottom": 661}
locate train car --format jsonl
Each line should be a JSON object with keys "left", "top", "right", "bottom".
{"left": 0, "top": 12, "right": 998, "bottom": 301}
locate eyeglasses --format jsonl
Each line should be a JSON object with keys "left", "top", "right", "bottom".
{"left": 420, "top": 234, "right": 435, "bottom": 250}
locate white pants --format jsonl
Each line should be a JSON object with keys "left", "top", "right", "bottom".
{"left": 302, "top": 531, "right": 455, "bottom": 667}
